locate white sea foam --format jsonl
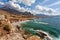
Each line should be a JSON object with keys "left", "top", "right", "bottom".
{"left": 36, "top": 30, "right": 52, "bottom": 40}
{"left": 35, "top": 21, "right": 49, "bottom": 24}
{"left": 40, "top": 30, "right": 60, "bottom": 40}
{"left": 51, "top": 36, "right": 60, "bottom": 40}
{"left": 42, "top": 30, "right": 60, "bottom": 40}
{"left": 38, "top": 22, "right": 49, "bottom": 24}
{"left": 11, "top": 20, "right": 30, "bottom": 27}
{"left": 33, "top": 19, "right": 49, "bottom": 24}
{"left": 41, "top": 30, "right": 60, "bottom": 40}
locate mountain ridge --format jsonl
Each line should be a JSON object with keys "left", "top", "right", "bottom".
{"left": 0, "top": 7, "right": 34, "bottom": 18}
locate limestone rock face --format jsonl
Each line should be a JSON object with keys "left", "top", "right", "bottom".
{"left": 0, "top": 33, "right": 25, "bottom": 40}
{"left": 27, "top": 35, "right": 42, "bottom": 40}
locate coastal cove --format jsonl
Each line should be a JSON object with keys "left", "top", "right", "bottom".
{"left": 21, "top": 16, "right": 60, "bottom": 40}
{"left": 0, "top": 0, "right": 60, "bottom": 40}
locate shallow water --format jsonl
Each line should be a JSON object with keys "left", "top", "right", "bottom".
{"left": 22, "top": 16, "right": 60, "bottom": 40}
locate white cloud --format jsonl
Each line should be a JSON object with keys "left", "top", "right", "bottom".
{"left": 0, "top": 0, "right": 59, "bottom": 16}
{"left": 35, "top": 5, "right": 44, "bottom": 11}
{"left": 35, "top": 5, "right": 56, "bottom": 13}
{"left": 48, "top": 1, "right": 60, "bottom": 7}
{"left": 5, "top": 1, "right": 20, "bottom": 9}
{"left": 34, "top": 5, "right": 60, "bottom": 15}
{"left": 5, "top": 1, "right": 28, "bottom": 12}
{"left": 22, "top": 0, "right": 35, "bottom": 6}
{"left": 0, "top": 2, "right": 4, "bottom": 6}
{"left": 12, "top": 0, "right": 36, "bottom": 6}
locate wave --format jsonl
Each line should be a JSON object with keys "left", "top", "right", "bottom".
{"left": 33, "top": 19, "right": 49, "bottom": 25}
{"left": 21, "top": 20, "right": 60, "bottom": 40}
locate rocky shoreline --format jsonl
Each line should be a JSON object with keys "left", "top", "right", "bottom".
{"left": 0, "top": 14, "right": 52, "bottom": 40}
{"left": 0, "top": 14, "right": 42, "bottom": 40}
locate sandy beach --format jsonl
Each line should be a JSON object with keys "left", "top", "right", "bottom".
{"left": 11, "top": 20, "right": 30, "bottom": 27}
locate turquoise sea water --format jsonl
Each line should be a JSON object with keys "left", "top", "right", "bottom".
{"left": 22, "top": 16, "right": 60, "bottom": 40}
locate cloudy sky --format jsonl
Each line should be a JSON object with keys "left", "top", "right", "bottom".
{"left": 0, "top": 0, "right": 60, "bottom": 15}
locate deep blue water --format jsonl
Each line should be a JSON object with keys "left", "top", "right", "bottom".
{"left": 22, "top": 16, "right": 60, "bottom": 40}
{"left": 36, "top": 16, "right": 60, "bottom": 30}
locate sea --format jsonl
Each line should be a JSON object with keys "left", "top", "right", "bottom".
{"left": 23, "top": 16, "right": 60, "bottom": 40}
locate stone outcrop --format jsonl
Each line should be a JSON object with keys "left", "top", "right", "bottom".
{"left": 27, "top": 35, "right": 42, "bottom": 40}
{"left": 0, "top": 32, "right": 25, "bottom": 40}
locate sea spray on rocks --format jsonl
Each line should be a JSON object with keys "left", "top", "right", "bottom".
{"left": 21, "top": 20, "right": 60, "bottom": 40}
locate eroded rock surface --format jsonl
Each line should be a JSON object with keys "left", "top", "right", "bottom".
{"left": 0, "top": 32, "right": 25, "bottom": 40}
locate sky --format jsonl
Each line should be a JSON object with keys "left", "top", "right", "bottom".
{"left": 0, "top": 0, "right": 60, "bottom": 15}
